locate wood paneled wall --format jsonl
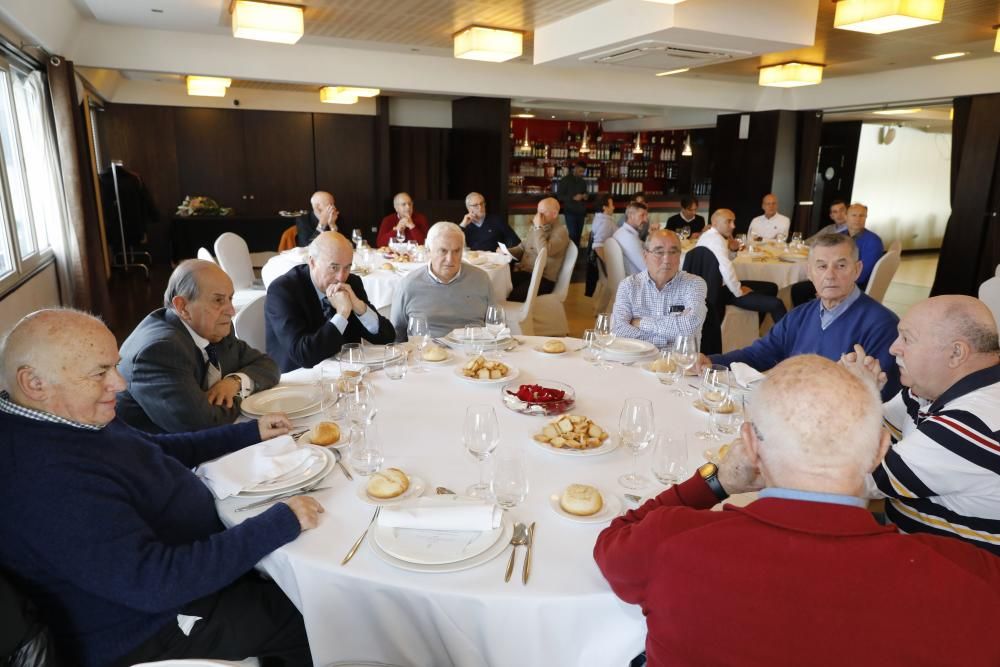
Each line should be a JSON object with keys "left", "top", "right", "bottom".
{"left": 452, "top": 97, "right": 511, "bottom": 218}
{"left": 711, "top": 111, "right": 781, "bottom": 231}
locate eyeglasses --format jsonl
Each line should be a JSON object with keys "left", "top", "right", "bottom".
{"left": 644, "top": 249, "right": 681, "bottom": 259}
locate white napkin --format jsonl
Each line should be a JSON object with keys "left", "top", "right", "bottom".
{"left": 449, "top": 326, "right": 511, "bottom": 341}
{"left": 378, "top": 496, "right": 502, "bottom": 531}
{"left": 196, "top": 436, "right": 313, "bottom": 499}
{"left": 730, "top": 362, "right": 766, "bottom": 389}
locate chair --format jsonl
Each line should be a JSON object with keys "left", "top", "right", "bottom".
{"left": 682, "top": 246, "right": 758, "bottom": 355}
{"left": 592, "top": 257, "right": 611, "bottom": 314}
{"left": 499, "top": 247, "right": 546, "bottom": 336}
{"left": 132, "top": 660, "right": 259, "bottom": 666}
{"left": 532, "top": 242, "right": 579, "bottom": 336}
{"left": 978, "top": 276, "right": 1000, "bottom": 331}
{"left": 865, "top": 241, "right": 902, "bottom": 304}
{"left": 214, "top": 233, "right": 265, "bottom": 311}
{"left": 278, "top": 225, "right": 297, "bottom": 252}
{"left": 197, "top": 247, "right": 215, "bottom": 263}
{"left": 232, "top": 293, "right": 266, "bottom": 352}
{"left": 602, "top": 237, "right": 627, "bottom": 313}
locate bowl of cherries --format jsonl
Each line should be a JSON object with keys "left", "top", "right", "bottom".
{"left": 501, "top": 380, "right": 576, "bottom": 416}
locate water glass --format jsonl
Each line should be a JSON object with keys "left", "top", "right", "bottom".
{"left": 407, "top": 315, "right": 429, "bottom": 372}
{"left": 582, "top": 329, "right": 598, "bottom": 365}
{"left": 318, "top": 365, "right": 345, "bottom": 420}
{"left": 383, "top": 343, "right": 407, "bottom": 380}
{"left": 713, "top": 394, "right": 745, "bottom": 438}
{"left": 655, "top": 349, "right": 682, "bottom": 387}
{"left": 339, "top": 343, "right": 365, "bottom": 390}
{"left": 651, "top": 432, "right": 689, "bottom": 487}
{"left": 736, "top": 234, "right": 747, "bottom": 252}
{"left": 348, "top": 424, "right": 384, "bottom": 476}
{"left": 395, "top": 228, "right": 406, "bottom": 244}
{"left": 595, "top": 312, "right": 615, "bottom": 370}
{"left": 345, "top": 382, "right": 377, "bottom": 426}
{"left": 464, "top": 404, "right": 500, "bottom": 498}
{"left": 618, "top": 397, "right": 655, "bottom": 489}
{"left": 697, "top": 365, "right": 731, "bottom": 441}
{"left": 490, "top": 452, "right": 529, "bottom": 509}
{"left": 464, "top": 322, "right": 486, "bottom": 358}
{"left": 351, "top": 228, "right": 363, "bottom": 248}
{"left": 672, "top": 335, "right": 698, "bottom": 395}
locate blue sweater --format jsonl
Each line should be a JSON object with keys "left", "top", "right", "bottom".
{"left": 711, "top": 292, "right": 901, "bottom": 400}
{"left": 854, "top": 229, "right": 884, "bottom": 288}
{"left": 0, "top": 415, "right": 301, "bottom": 667}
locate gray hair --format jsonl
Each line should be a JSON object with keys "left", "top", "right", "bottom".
{"left": 808, "top": 233, "right": 859, "bottom": 262}
{"left": 643, "top": 228, "right": 680, "bottom": 251}
{"left": 465, "top": 192, "right": 484, "bottom": 207}
{"left": 944, "top": 302, "right": 1000, "bottom": 354}
{"left": 426, "top": 221, "right": 464, "bottom": 249}
{"left": 164, "top": 259, "right": 215, "bottom": 309}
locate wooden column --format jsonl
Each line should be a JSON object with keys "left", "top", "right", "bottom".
{"left": 451, "top": 97, "right": 511, "bottom": 219}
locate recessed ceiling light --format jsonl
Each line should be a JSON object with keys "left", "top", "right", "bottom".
{"left": 931, "top": 52, "right": 967, "bottom": 60}
{"left": 186, "top": 76, "right": 232, "bottom": 97}
{"left": 514, "top": 113, "right": 535, "bottom": 118}
{"left": 655, "top": 68, "right": 690, "bottom": 77}
{"left": 872, "top": 108, "right": 922, "bottom": 115}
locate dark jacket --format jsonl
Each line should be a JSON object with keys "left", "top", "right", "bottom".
{"left": 461, "top": 214, "right": 521, "bottom": 251}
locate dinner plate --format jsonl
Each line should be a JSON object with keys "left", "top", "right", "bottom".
{"left": 372, "top": 517, "right": 505, "bottom": 565}
{"left": 236, "top": 446, "right": 334, "bottom": 498}
{"left": 367, "top": 515, "right": 513, "bottom": 573}
{"left": 356, "top": 475, "right": 427, "bottom": 506}
{"left": 779, "top": 254, "right": 806, "bottom": 263}
{"left": 601, "top": 338, "right": 657, "bottom": 362}
{"left": 548, "top": 490, "right": 623, "bottom": 524}
{"left": 453, "top": 365, "right": 519, "bottom": 385}
{"left": 337, "top": 346, "right": 405, "bottom": 368}
{"left": 530, "top": 434, "right": 619, "bottom": 457}
{"left": 445, "top": 330, "right": 513, "bottom": 349}
{"left": 241, "top": 385, "right": 321, "bottom": 417}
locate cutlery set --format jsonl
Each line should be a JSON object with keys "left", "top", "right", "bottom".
{"left": 504, "top": 521, "right": 535, "bottom": 584}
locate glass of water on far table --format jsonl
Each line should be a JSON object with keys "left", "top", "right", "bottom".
{"left": 351, "top": 228, "right": 363, "bottom": 248}
{"left": 407, "top": 315, "right": 429, "bottom": 372}
{"left": 672, "top": 335, "right": 698, "bottom": 395}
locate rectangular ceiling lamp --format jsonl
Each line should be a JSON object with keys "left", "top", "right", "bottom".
{"left": 232, "top": 0, "right": 304, "bottom": 44}
{"left": 186, "top": 76, "right": 232, "bottom": 97}
{"left": 320, "top": 87, "right": 359, "bottom": 104}
{"left": 833, "top": 0, "right": 944, "bottom": 35}
{"left": 758, "top": 62, "right": 824, "bottom": 87}
{"left": 641, "top": 0, "right": 687, "bottom": 3}
{"left": 323, "top": 86, "right": 380, "bottom": 98}
{"left": 454, "top": 26, "right": 523, "bottom": 62}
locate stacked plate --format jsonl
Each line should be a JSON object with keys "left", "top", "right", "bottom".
{"left": 241, "top": 385, "right": 322, "bottom": 420}
{"left": 444, "top": 328, "right": 513, "bottom": 350}
{"left": 236, "top": 444, "right": 334, "bottom": 498}
{"left": 336, "top": 345, "right": 406, "bottom": 369}
{"left": 600, "top": 338, "right": 657, "bottom": 363}
{"left": 367, "top": 514, "right": 513, "bottom": 573}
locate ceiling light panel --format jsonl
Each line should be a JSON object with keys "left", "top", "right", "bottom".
{"left": 232, "top": 0, "right": 304, "bottom": 45}
{"left": 758, "top": 62, "right": 824, "bottom": 87}
{"left": 454, "top": 26, "right": 523, "bottom": 62}
{"left": 833, "top": 0, "right": 944, "bottom": 35}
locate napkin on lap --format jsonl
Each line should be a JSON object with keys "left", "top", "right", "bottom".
{"left": 730, "top": 362, "right": 766, "bottom": 388}
{"left": 196, "top": 436, "right": 313, "bottom": 499}
{"left": 378, "top": 496, "right": 501, "bottom": 531}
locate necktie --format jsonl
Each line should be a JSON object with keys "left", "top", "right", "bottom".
{"left": 321, "top": 296, "right": 336, "bottom": 321}
{"left": 203, "top": 343, "right": 222, "bottom": 389}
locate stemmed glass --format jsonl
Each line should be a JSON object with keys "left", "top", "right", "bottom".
{"left": 735, "top": 234, "right": 747, "bottom": 252}
{"left": 317, "top": 365, "right": 345, "bottom": 420}
{"left": 697, "top": 365, "right": 731, "bottom": 441}
{"left": 464, "top": 404, "right": 500, "bottom": 499}
{"left": 351, "top": 228, "right": 363, "bottom": 248}
{"left": 790, "top": 232, "right": 803, "bottom": 249}
{"left": 490, "top": 451, "right": 529, "bottom": 509}
{"left": 672, "top": 335, "right": 698, "bottom": 395}
{"left": 345, "top": 382, "right": 377, "bottom": 427}
{"left": 595, "top": 313, "right": 615, "bottom": 370}
{"left": 712, "top": 393, "right": 745, "bottom": 440}
{"left": 618, "top": 397, "right": 655, "bottom": 489}
{"left": 775, "top": 231, "right": 788, "bottom": 249}
{"left": 394, "top": 228, "right": 406, "bottom": 245}
{"left": 485, "top": 305, "right": 507, "bottom": 357}
{"left": 655, "top": 348, "right": 683, "bottom": 390}
{"left": 582, "top": 329, "right": 599, "bottom": 366}
{"left": 407, "top": 315, "right": 429, "bottom": 372}
{"left": 651, "top": 432, "right": 689, "bottom": 487}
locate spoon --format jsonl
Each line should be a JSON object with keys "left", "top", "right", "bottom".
{"left": 330, "top": 447, "right": 353, "bottom": 480}
{"left": 504, "top": 523, "right": 529, "bottom": 583}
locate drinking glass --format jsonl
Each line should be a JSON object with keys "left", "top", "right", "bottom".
{"left": 775, "top": 231, "right": 788, "bottom": 249}
{"left": 736, "top": 233, "right": 747, "bottom": 252}
{"left": 464, "top": 322, "right": 486, "bottom": 358}
{"left": 348, "top": 424, "right": 384, "bottom": 476}
{"left": 383, "top": 343, "right": 407, "bottom": 381}
{"left": 339, "top": 343, "right": 365, "bottom": 388}
{"left": 618, "top": 397, "right": 655, "bottom": 489}
{"left": 318, "top": 365, "right": 345, "bottom": 420}
{"left": 651, "top": 432, "right": 689, "bottom": 487}
{"left": 712, "top": 393, "right": 745, "bottom": 439}
{"left": 790, "top": 232, "right": 803, "bottom": 249}
{"left": 595, "top": 313, "right": 615, "bottom": 370}
{"left": 655, "top": 349, "right": 683, "bottom": 389}
{"left": 464, "top": 404, "right": 500, "bottom": 498}
{"left": 407, "top": 315, "right": 429, "bottom": 372}
{"left": 351, "top": 228, "right": 363, "bottom": 248}
{"left": 672, "top": 335, "right": 698, "bottom": 396}
{"left": 697, "top": 365, "right": 730, "bottom": 441}
{"left": 490, "top": 451, "right": 529, "bottom": 509}
{"left": 679, "top": 226, "right": 691, "bottom": 241}
{"left": 485, "top": 305, "right": 507, "bottom": 356}
{"left": 345, "top": 382, "right": 377, "bottom": 426}
{"left": 582, "top": 329, "right": 599, "bottom": 365}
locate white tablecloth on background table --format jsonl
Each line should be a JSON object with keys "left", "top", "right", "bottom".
{"left": 261, "top": 248, "right": 513, "bottom": 311}
{"left": 679, "top": 242, "right": 809, "bottom": 290}
{"left": 219, "top": 337, "right": 753, "bottom": 667}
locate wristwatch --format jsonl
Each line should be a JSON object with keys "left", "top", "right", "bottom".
{"left": 698, "top": 462, "right": 729, "bottom": 501}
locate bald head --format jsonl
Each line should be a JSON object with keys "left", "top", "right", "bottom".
{"left": 393, "top": 192, "right": 414, "bottom": 218}
{"left": 537, "top": 197, "right": 560, "bottom": 223}
{"left": 307, "top": 231, "right": 354, "bottom": 293}
{"left": 710, "top": 208, "right": 736, "bottom": 238}
{"left": 310, "top": 191, "right": 334, "bottom": 217}
{"left": 762, "top": 193, "right": 778, "bottom": 217}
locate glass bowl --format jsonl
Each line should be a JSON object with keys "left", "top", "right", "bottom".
{"left": 501, "top": 379, "right": 576, "bottom": 416}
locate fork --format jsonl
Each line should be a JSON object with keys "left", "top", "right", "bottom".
{"left": 234, "top": 482, "right": 332, "bottom": 512}
{"left": 341, "top": 506, "right": 380, "bottom": 565}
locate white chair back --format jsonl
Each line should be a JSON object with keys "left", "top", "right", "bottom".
{"left": 214, "top": 232, "right": 255, "bottom": 290}
{"left": 602, "top": 237, "right": 627, "bottom": 312}
{"left": 197, "top": 247, "right": 215, "bottom": 263}
{"left": 865, "top": 246, "right": 902, "bottom": 304}
{"left": 500, "top": 247, "right": 547, "bottom": 336}
{"left": 549, "top": 242, "right": 578, "bottom": 302}
{"left": 978, "top": 276, "right": 1000, "bottom": 331}
{"left": 132, "top": 659, "right": 259, "bottom": 667}
{"left": 232, "top": 292, "right": 267, "bottom": 352}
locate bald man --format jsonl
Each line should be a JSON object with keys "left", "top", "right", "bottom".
{"left": 117, "top": 259, "right": 279, "bottom": 433}
{"left": 0, "top": 309, "right": 320, "bottom": 667}
{"left": 747, "top": 193, "right": 790, "bottom": 241}
{"left": 296, "top": 190, "right": 340, "bottom": 247}
{"left": 596, "top": 355, "right": 1000, "bottom": 666}
{"left": 265, "top": 231, "right": 394, "bottom": 372}
{"left": 506, "top": 196, "right": 570, "bottom": 302}
{"left": 845, "top": 295, "right": 1000, "bottom": 555}
{"left": 376, "top": 192, "right": 429, "bottom": 247}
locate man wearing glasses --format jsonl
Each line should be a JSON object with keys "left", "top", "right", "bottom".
{"left": 611, "top": 229, "right": 707, "bottom": 349}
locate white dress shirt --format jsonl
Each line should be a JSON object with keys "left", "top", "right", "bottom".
{"left": 695, "top": 227, "right": 742, "bottom": 298}
{"left": 748, "top": 213, "right": 790, "bottom": 241}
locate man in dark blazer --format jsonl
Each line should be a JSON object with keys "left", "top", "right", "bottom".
{"left": 296, "top": 190, "right": 340, "bottom": 247}
{"left": 117, "top": 260, "right": 280, "bottom": 433}
{"left": 458, "top": 191, "right": 520, "bottom": 251}
{"left": 266, "top": 231, "right": 395, "bottom": 372}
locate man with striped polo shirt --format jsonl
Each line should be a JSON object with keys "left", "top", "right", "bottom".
{"left": 844, "top": 295, "right": 1000, "bottom": 554}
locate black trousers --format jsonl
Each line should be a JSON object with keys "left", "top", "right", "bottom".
{"left": 112, "top": 574, "right": 311, "bottom": 667}
{"left": 507, "top": 270, "right": 556, "bottom": 303}
{"left": 563, "top": 211, "right": 585, "bottom": 248}
{"left": 732, "top": 280, "right": 787, "bottom": 324}
{"left": 790, "top": 279, "right": 816, "bottom": 307}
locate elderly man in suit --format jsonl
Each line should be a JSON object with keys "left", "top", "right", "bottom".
{"left": 265, "top": 231, "right": 395, "bottom": 372}
{"left": 296, "top": 190, "right": 339, "bottom": 247}
{"left": 117, "top": 259, "right": 279, "bottom": 433}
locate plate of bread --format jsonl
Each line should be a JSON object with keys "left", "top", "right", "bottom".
{"left": 531, "top": 415, "right": 617, "bottom": 456}
{"left": 454, "top": 356, "right": 518, "bottom": 384}
{"left": 356, "top": 468, "right": 426, "bottom": 505}
{"left": 420, "top": 344, "right": 451, "bottom": 363}
{"left": 548, "top": 484, "right": 622, "bottom": 523}
{"left": 295, "top": 421, "right": 343, "bottom": 448}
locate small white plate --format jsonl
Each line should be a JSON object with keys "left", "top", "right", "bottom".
{"left": 241, "top": 385, "right": 321, "bottom": 417}
{"left": 453, "top": 365, "right": 519, "bottom": 385}
{"left": 356, "top": 475, "right": 427, "bottom": 506}
{"left": 373, "top": 520, "right": 505, "bottom": 565}
{"left": 530, "top": 434, "right": 618, "bottom": 457}
{"left": 367, "top": 516, "right": 513, "bottom": 573}
{"left": 418, "top": 348, "right": 452, "bottom": 364}
{"left": 548, "top": 490, "right": 623, "bottom": 524}
{"left": 532, "top": 341, "right": 574, "bottom": 355}
{"left": 235, "top": 446, "right": 334, "bottom": 498}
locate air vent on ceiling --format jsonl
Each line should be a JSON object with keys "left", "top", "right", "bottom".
{"left": 582, "top": 40, "right": 749, "bottom": 71}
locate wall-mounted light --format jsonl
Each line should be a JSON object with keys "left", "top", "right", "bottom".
{"left": 186, "top": 75, "right": 232, "bottom": 97}
{"left": 521, "top": 128, "right": 531, "bottom": 151}
{"left": 994, "top": 24, "right": 1000, "bottom": 53}
{"left": 833, "top": 0, "right": 944, "bottom": 35}
{"left": 454, "top": 26, "right": 523, "bottom": 62}
{"left": 231, "top": 0, "right": 304, "bottom": 44}
{"left": 322, "top": 86, "right": 380, "bottom": 99}
{"left": 758, "top": 62, "right": 824, "bottom": 87}
{"left": 633, "top": 133, "right": 643, "bottom": 155}
{"left": 320, "top": 87, "right": 358, "bottom": 104}
{"left": 681, "top": 134, "right": 693, "bottom": 157}
{"left": 931, "top": 52, "right": 967, "bottom": 60}
{"left": 872, "top": 108, "right": 922, "bottom": 115}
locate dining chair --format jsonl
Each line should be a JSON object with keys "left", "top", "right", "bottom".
{"left": 196, "top": 247, "right": 215, "bottom": 263}
{"left": 978, "top": 276, "right": 1000, "bottom": 330}
{"left": 131, "top": 659, "right": 259, "bottom": 666}
{"left": 532, "top": 242, "right": 579, "bottom": 336}
{"left": 499, "top": 247, "right": 547, "bottom": 336}
{"left": 865, "top": 242, "right": 902, "bottom": 304}
{"left": 682, "top": 246, "right": 758, "bottom": 355}
{"left": 232, "top": 292, "right": 267, "bottom": 352}
{"left": 278, "top": 225, "right": 297, "bottom": 252}
{"left": 601, "top": 237, "right": 627, "bottom": 313}
{"left": 592, "top": 256, "right": 611, "bottom": 314}
{"left": 214, "top": 232, "right": 265, "bottom": 311}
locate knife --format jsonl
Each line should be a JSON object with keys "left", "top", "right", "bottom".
{"left": 522, "top": 521, "right": 535, "bottom": 585}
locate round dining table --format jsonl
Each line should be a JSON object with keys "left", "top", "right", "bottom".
{"left": 680, "top": 240, "right": 809, "bottom": 290}
{"left": 218, "top": 336, "right": 754, "bottom": 667}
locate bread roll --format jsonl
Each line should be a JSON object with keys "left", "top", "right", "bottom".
{"left": 560, "top": 484, "right": 603, "bottom": 516}
{"left": 542, "top": 339, "right": 566, "bottom": 354}
{"left": 422, "top": 345, "right": 447, "bottom": 362}
{"left": 651, "top": 357, "right": 676, "bottom": 373}
{"left": 381, "top": 262, "right": 394, "bottom": 270}
{"left": 308, "top": 421, "right": 340, "bottom": 446}
{"left": 366, "top": 468, "right": 410, "bottom": 499}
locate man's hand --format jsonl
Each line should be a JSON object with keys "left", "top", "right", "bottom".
{"left": 573, "top": 193, "right": 586, "bottom": 201}
{"left": 716, "top": 434, "right": 765, "bottom": 496}
{"left": 257, "top": 413, "right": 293, "bottom": 440}
{"left": 206, "top": 376, "right": 241, "bottom": 408}
{"left": 395, "top": 216, "right": 414, "bottom": 232}
{"left": 630, "top": 318, "right": 642, "bottom": 328}
{"left": 282, "top": 496, "right": 324, "bottom": 531}
{"left": 326, "top": 284, "right": 353, "bottom": 318}
{"left": 727, "top": 238, "right": 741, "bottom": 252}
{"left": 336, "top": 281, "right": 368, "bottom": 316}
{"left": 460, "top": 213, "right": 473, "bottom": 228}
{"left": 319, "top": 204, "right": 338, "bottom": 231}
{"left": 840, "top": 343, "right": 888, "bottom": 392}
{"left": 532, "top": 212, "right": 544, "bottom": 228}
{"left": 740, "top": 285, "right": 753, "bottom": 296}
{"left": 693, "top": 353, "right": 712, "bottom": 374}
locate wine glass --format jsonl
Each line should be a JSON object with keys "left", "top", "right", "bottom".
{"left": 679, "top": 226, "right": 691, "bottom": 241}
{"left": 464, "top": 404, "right": 500, "bottom": 498}
{"left": 595, "top": 313, "right": 615, "bottom": 370}
{"left": 713, "top": 393, "right": 745, "bottom": 439}
{"left": 407, "top": 315, "right": 429, "bottom": 373}
{"left": 348, "top": 424, "right": 384, "bottom": 476}
{"left": 394, "top": 228, "right": 406, "bottom": 245}
{"left": 618, "top": 397, "right": 655, "bottom": 489}
{"left": 775, "top": 231, "right": 788, "bottom": 249}
{"left": 736, "top": 233, "right": 747, "bottom": 252}
{"left": 672, "top": 335, "right": 698, "bottom": 395}
{"left": 655, "top": 348, "right": 682, "bottom": 388}
{"left": 697, "top": 365, "right": 731, "bottom": 441}
{"left": 351, "top": 228, "right": 363, "bottom": 248}
{"left": 345, "top": 382, "right": 377, "bottom": 426}
{"left": 490, "top": 451, "right": 529, "bottom": 509}
{"left": 485, "top": 304, "right": 507, "bottom": 357}
{"left": 790, "top": 232, "right": 803, "bottom": 249}
{"left": 651, "top": 432, "right": 689, "bottom": 487}
{"left": 317, "top": 365, "right": 345, "bottom": 420}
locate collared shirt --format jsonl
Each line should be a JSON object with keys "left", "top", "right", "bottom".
{"left": 819, "top": 285, "right": 862, "bottom": 330}
{"left": 613, "top": 223, "right": 645, "bottom": 276}
{"left": 428, "top": 263, "right": 462, "bottom": 285}
{"left": 611, "top": 269, "right": 708, "bottom": 348}
{"left": 748, "top": 213, "right": 791, "bottom": 241}
{"left": 314, "top": 283, "right": 380, "bottom": 335}
{"left": 590, "top": 212, "right": 617, "bottom": 249}
{"left": 0, "top": 390, "right": 101, "bottom": 431}
{"left": 695, "top": 227, "right": 742, "bottom": 297}
{"left": 177, "top": 317, "right": 254, "bottom": 396}
{"left": 759, "top": 487, "right": 868, "bottom": 509}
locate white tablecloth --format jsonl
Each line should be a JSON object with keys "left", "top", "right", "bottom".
{"left": 261, "top": 248, "right": 514, "bottom": 310}
{"left": 680, "top": 241, "right": 809, "bottom": 290}
{"left": 219, "top": 337, "right": 753, "bottom": 667}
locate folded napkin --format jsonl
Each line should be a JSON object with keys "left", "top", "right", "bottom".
{"left": 196, "top": 436, "right": 313, "bottom": 499}
{"left": 449, "top": 326, "right": 511, "bottom": 341}
{"left": 731, "top": 362, "right": 766, "bottom": 389}
{"left": 378, "top": 496, "right": 502, "bottom": 531}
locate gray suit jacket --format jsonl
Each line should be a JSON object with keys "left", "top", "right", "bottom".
{"left": 116, "top": 308, "right": 280, "bottom": 433}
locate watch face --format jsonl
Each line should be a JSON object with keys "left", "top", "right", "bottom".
{"left": 698, "top": 462, "right": 718, "bottom": 479}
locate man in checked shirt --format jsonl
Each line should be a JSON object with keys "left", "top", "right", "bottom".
{"left": 611, "top": 229, "right": 707, "bottom": 349}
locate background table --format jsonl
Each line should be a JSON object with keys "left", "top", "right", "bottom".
{"left": 219, "top": 337, "right": 753, "bottom": 667}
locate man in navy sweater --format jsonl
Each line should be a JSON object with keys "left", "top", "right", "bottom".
{"left": 696, "top": 233, "right": 900, "bottom": 400}
{"left": 0, "top": 309, "right": 323, "bottom": 667}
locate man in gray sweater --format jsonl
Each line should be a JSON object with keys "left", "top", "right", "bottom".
{"left": 391, "top": 222, "right": 495, "bottom": 339}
